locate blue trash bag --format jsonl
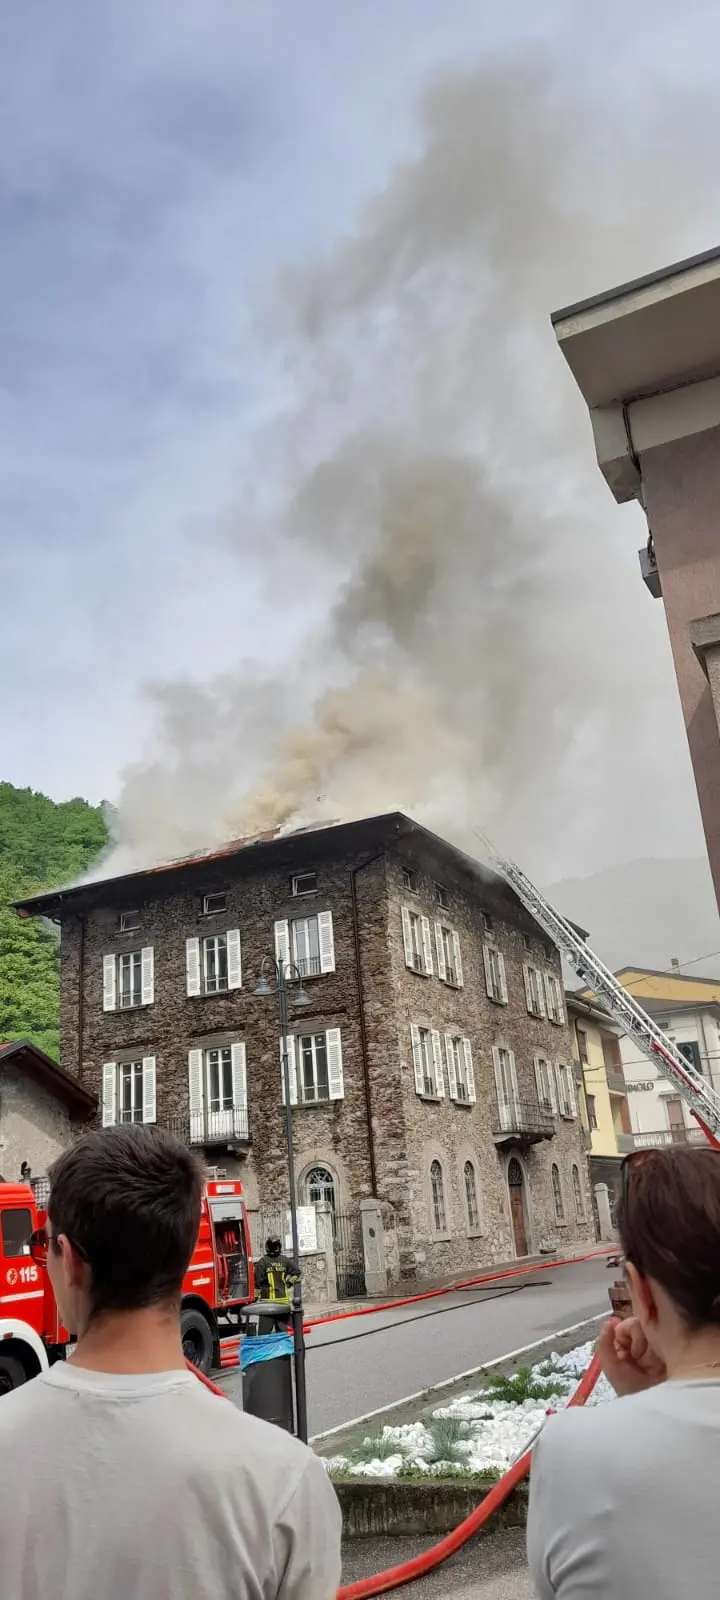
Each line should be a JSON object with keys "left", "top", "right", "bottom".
{"left": 240, "top": 1332, "right": 293, "bottom": 1370}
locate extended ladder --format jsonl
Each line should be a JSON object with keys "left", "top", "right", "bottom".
{"left": 478, "top": 833, "right": 720, "bottom": 1147}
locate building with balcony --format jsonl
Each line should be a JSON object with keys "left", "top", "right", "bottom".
{"left": 567, "top": 994, "right": 629, "bottom": 1219}
{"left": 16, "top": 812, "right": 593, "bottom": 1282}
{"left": 618, "top": 977, "right": 720, "bottom": 1152}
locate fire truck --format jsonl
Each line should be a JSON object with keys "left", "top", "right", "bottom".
{"left": 0, "top": 1176, "right": 255, "bottom": 1395}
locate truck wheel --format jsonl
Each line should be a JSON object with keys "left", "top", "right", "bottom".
{"left": 0, "top": 1354, "right": 27, "bottom": 1396}
{"left": 181, "top": 1309, "right": 213, "bottom": 1375}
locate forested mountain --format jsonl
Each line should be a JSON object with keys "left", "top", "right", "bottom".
{"left": 0, "top": 784, "right": 107, "bottom": 1059}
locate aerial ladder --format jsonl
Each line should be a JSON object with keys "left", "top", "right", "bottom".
{"left": 478, "top": 833, "right": 720, "bottom": 1149}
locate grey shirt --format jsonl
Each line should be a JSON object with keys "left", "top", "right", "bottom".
{"left": 0, "top": 1363, "right": 341, "bottom": 1600}
{"left": 527, "top": 1378, "right": 720, "bottom": 1598}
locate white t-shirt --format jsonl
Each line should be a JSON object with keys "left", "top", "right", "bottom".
{"left": 0, "top": 1363, "right": 341, "bottom": 1600}
{"left": 527, "top": 1378, "right": 720, "bottom": 1598}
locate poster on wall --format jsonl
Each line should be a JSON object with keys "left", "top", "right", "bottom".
{"left": 283, "top": 1205, "right": 318, "bottom": 1255}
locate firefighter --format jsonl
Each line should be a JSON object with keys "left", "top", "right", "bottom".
{"left": 254, "top": 1234, "right": 300, "bottom": 1321}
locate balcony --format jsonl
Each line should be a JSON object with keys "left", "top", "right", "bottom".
{"left": 162, "top": 1108, "right": 250, "bottom": 1149}
{"left": 626, "top": 1126, "right": 709, "bottom": 1151}
{"left": 492, "top": 1098, "right": 555, "bottom": 1147}
{"left": 606, "top": 1070, "right": 627, "bottom": 1095}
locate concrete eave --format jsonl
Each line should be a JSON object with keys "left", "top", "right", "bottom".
{"left": 552, "top": 246, "right": 720, "bottom": 410}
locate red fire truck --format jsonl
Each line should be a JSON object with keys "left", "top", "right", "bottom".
{"left": 0, "top": 1175, "right": 255, "bottom": 1395}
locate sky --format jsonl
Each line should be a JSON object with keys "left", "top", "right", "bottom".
{"left": 3, "top": 0, "right": 720, "bottom": 885}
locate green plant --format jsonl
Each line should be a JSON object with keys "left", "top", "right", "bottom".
{"left": 479, "top": 1366, "right": 560, "bottom": 1404}
{"left": 348, "top": 1431, "right": 403, "bottom": 1466}
{"left": 424, "top": 1416, "right": 473, "bottom": 1465}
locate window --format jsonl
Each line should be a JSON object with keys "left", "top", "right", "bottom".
{"left": 102, "top": 1056, "right": 156, "bottom": 1128}
{"left": 119, "top": 909, "right": 140, "bottom": 933}
{"left": 556, "top": 1063, "right": 576, "bottom": 1118}
{"left": 544, "top": 972, "right": 565, "bottom": 1025}
{"left": 202, "top": 892, "right": 227, "bottom": 916}
{"left": 274, "top": 913, "right": 335, "bottom": 978}
{"left": 402, "top": 867, "right": 418, "bottom": 892}
{"left": 411, "top": 1025, "right": 443, "bottom": 1098}
{"left": 188, "top": 1043, "right": 247, "bottom": 1142}
{"left": 435, "top": 883, "right": 449, "bottom": 909}
{"left": 522, "top": 934, "right": 533, "bottom": 952}
{"left": 186, "top": 931, "right": 242, "bottom": 995}
{"left": 464, "top": 1161, "right": 480, "bottom": 1231}
{"left": 402, "top": 907, "right": 432, "bottom": 975}
{"left": 483, "top": 944, "right": 508, "bottom": 1004}
{"left": 576, "top": 1027, "right": 589, "bottom": 1065}
{"left": 281, "top": 1030, "right": 344, "bottom": 1105}
{"left": 534, "top": 1055, "right": 555, "bottom": 1115}
{"left": 587, "top": 1094, "right": 598, "bottom": 1130}
{"left": 678, "top": 1040, "right": 702, "bottom": 1074}
{"left": 572, "top": 1164, "right": 584, "bottom": 1221}
{"left": 292, "top": 871, "right": 318, "bottom": 897}
{"left": 481, "top": 912, "right": 493, "bottom": 932}
{"left": 103, "top": 948, "right": 154, "bottom": 1011}
{"left": 523, "top": 964, "right": 546, "bottom": 1019}
{"left": 435, "top": 923, "right": 463, "bottom": 986}
{"left": 305, "top": 1165, "right": 336, "bottom": 1212}
{"left": 551, "top": 1163, "right": 565, "bottom": 1223}
{"left": 430, "top": 1160, "right": 447, "bottom": 1233}
{"left": 1, "top": 1208, "right": 32, "bottom": 1257}
{"left": 445, "top": 1034, "right": 476, "bottom": 1103}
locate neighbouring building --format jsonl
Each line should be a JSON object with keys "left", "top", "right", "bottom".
{"left": 566, "top": 994, "right": 629, "bottom": 1221}
{"left": 0, "top": 1039, "right": 96, "bottom": 1183}
{"left": 553, "top": 247, "right": 720, "bottom": 913}
{"left": 16, "top": 813, "right": 593, "bottom": 1285}
{"left": 615, "top": 966, "right": 720, "bottom": 1149}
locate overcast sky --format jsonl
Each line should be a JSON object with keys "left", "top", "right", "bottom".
{"left": 2, "top": 0, "right": 719, "bottom": 881}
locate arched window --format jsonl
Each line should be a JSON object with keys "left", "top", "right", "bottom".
{"left": 572, "top": 1163, "right": 584, "bottom": 1221}
{"left": 551, "top": 1163, "right": 564, "bottom": 1223}
{"left": 464, "top": 1160, "right": 480, "bottom": 1231}
{"left": 430, "top": 1160, "right": 447, "bottom": 1233}
{"left": 304, "top": 1164, "right": 336, "bottom": 1214}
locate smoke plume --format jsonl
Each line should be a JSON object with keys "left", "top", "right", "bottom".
{"left": 102, "top": 49, "right": 718, "bottom": 880}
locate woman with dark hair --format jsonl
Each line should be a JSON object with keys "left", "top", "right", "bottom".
{"left": 527, "top": 1145, "right": 720, "bottom": 1598}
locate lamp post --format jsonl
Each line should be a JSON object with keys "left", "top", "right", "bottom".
{"left": 252, "top": 956, "right": 311, "bottom": 1441}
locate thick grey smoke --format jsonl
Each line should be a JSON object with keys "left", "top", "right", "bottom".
{"left": 102, "top": 49, "right": 718, "bottom": 880}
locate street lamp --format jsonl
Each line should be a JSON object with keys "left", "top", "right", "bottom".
{"left": 252, "top": 955, "right": 311, "bottom": 1440}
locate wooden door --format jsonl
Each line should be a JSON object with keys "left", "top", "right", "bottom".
{"left": 508, "top": 1158, "right": 528, "bottom": 1257}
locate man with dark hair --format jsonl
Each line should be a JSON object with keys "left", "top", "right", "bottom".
{"left": 0, "top": 1126, "right": 341, "bottom": 1599}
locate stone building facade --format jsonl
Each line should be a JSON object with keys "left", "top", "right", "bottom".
{"left": 18, "top": 813, "right": 594, "bottom": 1282}
{"left": 0, "top": 1041, "right": 96, "bottom": 1182}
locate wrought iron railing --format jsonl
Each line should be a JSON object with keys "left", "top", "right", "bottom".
{"left": 162, "top": 1108, "right": 250, "bottom": 1146}
{"left": 492, "top": 1097, "right": 555, "bottom": 1140}
{"left": 630, "top": 1125, "right": 708, "bottom": 1150}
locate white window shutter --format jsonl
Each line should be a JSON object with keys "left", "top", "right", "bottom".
{"left": 463, "top": 1038, "right": 476, "bottom": 1103}
{"left": 186, "top": 938, "right": 201, "bottom": 998}
{"left": 280, "top": 1036, "right": 298, "bottom": 1105}
{"left": 435, "top": 923, "right": 447, "bottom": 982}
{"left": 483, "top": 944, "right": 494, "bottom": 999}
{"left": 318, "top": 911, "right": 336, "bottom": 974}
{"left": 509, "top": 1050, "right": 520, "bottom": 1106}
{"left": 102, "top": 1062, "right": 117, "bottom": 1126}
{"left": 534, "top": 1056, "right": 546, "bottom": 1108}
{"left": 523, "top": 965, "right": 533, "bottom": 1014}
{"left": 492, "top": 1046, "right": 510, "bottom": 1130}
{"left": 444, "top": 1033, "right": 458, "bottom": 1099}
{"left": 555, "top": 981, "right": 565, "bottom": 1026}
{"left": 231, "top": 1042, "right": 247, "bottom": 1132}
{"left": 548, "top": 1061, "right": 559, "bottom": 1114}
{"left": 142, "top": 1056, "right": 157, "bottom": 1123}
{"left": 453, "top": 931, "right": 464, "bottom": 987}
{"left": 565, "top": 1064, "right": 577, "bottom": 1116}
{"left": 431, "top": 1030, "right": 445, "bottom": 1097}
{"left": 141, "top": 947, "right": 154, "bottom": 1006}
{"left": 326, "top": 1028, "right": 344, "bottom": 1099}
{"left": 536, "top": 970, "right": 546, "bottom": 1018}
{"left": 498, "top": 952, "right": 508, "bottom": 1004}
{"left": 188, "top": 1049, "right": 204, "bottom": 1115}
{"left": 421, "top": 916, "right": 433, "bottom": 976}
{"left": 103, "top": 954, "right": 116, "bottom": 1012}
{"left": 274, "top": 919, "right": 290, "bottom": 968}
{"left": 411, "top": 1024, "right": 424, "bottom": 1095}
{"left": 402, "top": 907, "right": 414, "bottom": 969}
{"left": 226, "top": 929, "right": 242, "bottom": 990}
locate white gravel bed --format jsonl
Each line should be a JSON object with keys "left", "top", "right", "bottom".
{"left": 326, "top": 1341, "right": 614, "bottom": 1480}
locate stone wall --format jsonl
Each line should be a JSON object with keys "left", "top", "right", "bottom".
{"left": 0, "top": 1062, "right": 74, "bottom": 1181}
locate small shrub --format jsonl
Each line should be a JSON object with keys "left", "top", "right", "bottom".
{"left": 349, "top": 1431, "right": 403, "bottom": 1465}
{"left": 424, "top": 1416, "right": 473, "bottom": 1465}
{"left": 480, "top": 1366, "right": 559, "bottom": 1404}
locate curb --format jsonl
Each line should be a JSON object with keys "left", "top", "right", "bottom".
{"left": 336, "top": 1477, "right": 529, "bottom": 1539}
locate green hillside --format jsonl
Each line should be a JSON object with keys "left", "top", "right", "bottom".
{"left": 0, "top": 784, "right": 108, "bottom": 1059}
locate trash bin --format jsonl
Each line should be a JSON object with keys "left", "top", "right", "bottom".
{"left": 241, "top": 1331, "right": 294, "bottom": 1432}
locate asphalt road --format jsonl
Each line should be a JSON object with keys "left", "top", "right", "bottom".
{"left": 221, "top": 1254, "right": 611, "bottom": 1435}
{"left": 341, "top": 1528, "right": 532, "bottom": 1598}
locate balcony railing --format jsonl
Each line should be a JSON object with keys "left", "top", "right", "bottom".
{"left": 492, "top": 1098, "right": 555, "bottom": 1146}
{"left": 628, "top": 1126, "right": 709, "bottom": 1151}
{"left": 294, "top": 955, "right": 322, "bottom": 979}
{"left": 162, "top": 1108, "right": 250, "bottom": 1148}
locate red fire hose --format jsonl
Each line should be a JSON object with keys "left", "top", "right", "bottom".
{"left": 188, "top": 1342, "right": 602, "bottom": 1598}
